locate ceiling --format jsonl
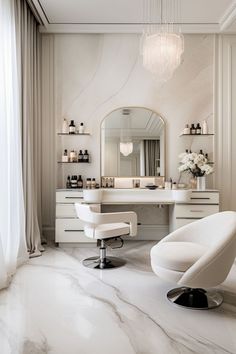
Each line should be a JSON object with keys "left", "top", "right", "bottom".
{"left": 29, "top": 0, "right": 236, "bottom": 33}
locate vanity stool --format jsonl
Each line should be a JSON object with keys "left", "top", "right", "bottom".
{"left": 75, "top": 203, "right": 137, "bottom": 269}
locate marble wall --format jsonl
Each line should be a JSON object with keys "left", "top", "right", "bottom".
{"left": 41, "top": 33, "right": 214, "bottom": 234}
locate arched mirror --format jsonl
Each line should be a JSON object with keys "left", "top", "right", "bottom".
{"left": 101, "top": 107, "right": 165, "bottom": 177}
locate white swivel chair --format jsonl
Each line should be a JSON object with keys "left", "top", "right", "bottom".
{"left": 75, "top": 204, "right": 137, "bottom": 269}
{"left": 151, "top": 211, "right": 236, "bottom": 309}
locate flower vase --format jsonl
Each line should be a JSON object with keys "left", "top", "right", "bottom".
{"left": 189, "top": 176, "right": 197, "bottom": 189}
{"left": 197, "top": 176, "right": 206, "bottom": 190}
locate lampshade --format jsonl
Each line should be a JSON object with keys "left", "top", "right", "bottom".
{"left": 141, "top": 0, "right": 184, "bottom": 81}
{"left": 120, "top": 142, "right": 133, "bottom": 157}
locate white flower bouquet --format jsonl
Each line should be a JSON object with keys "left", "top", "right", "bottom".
{"left": 178, "top": 152, "right": 213, "bottom": 177}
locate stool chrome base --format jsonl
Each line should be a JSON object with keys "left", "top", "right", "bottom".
{"left": 83, "top": 256, "right": 126, "bottom": 269}
{"left": 167, "top": 287, "right": 223, "bottom": 310}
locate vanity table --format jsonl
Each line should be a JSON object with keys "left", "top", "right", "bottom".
{"left": 55, "top": 188, "right": 219, "bottom": 244}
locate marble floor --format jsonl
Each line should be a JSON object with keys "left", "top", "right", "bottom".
{"left": 1, "top": 242, "right": 236, "bottom": 354}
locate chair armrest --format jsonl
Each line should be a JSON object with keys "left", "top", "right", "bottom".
{"left": 93, "top": 211, "right": 137, "bottom": 237}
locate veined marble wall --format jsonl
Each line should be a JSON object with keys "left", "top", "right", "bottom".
{"left": 41, "top": 33, "right": 214, "bottom": 234}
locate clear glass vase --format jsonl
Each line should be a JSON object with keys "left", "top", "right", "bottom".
{"left": 189, "top": 176, "right": 197, "bottom": 189}
{"left": 197, "top": 176, "right": 206, "bottom": 190}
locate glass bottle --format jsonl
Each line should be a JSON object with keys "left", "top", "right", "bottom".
{"left": 71, "top": 175, "right": 78, "bottom": 188}
{"left": 69, "top": 120, "right": 76, "bottom": 134}
{"left": 86, "top": 178, "right": 91, "bottom": 189}
{"left": 78, "top": 150, "right": 83, "bottom": 162}
{"left": 62, "top": 118, "right": 69, "bottom": 134}
{"left": 196, "top": 123, "right": 201, "bottom": 135}
{"left": 77, "top": 175, "right": 83, "bottom": 189}
{"left": 91, "top": 178, "right": 96, "bottom": 189}
{"left": 83, "top": 149, "right": 89, "bottom": 163}
{"left": 62, "top": 149, "right": 68, "bottom": 162}
{"left": 190, "top": 124, "right": 196, "bottom": 135}
{"left": 66, "top": 175, "right": 71, "bottom": 189}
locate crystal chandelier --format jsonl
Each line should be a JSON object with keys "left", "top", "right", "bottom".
{"left": 140, "top": 0, "right": 184, "bottom": 81}
{"left": 120, "top": 109, "right": 133, "bottom": 157}
{"left": 120, "top": 142, "right": 133, "bottom": 157}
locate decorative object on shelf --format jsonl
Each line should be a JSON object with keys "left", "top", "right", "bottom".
{"left": 145, "top": 184, "right": 158, "bottom": 190}
{"left": 66, "top": 175, "right": 71, "bottom": 188}
{"left": 190, "top": 124, "right": 196, "bottom": 135}
{"left": 196, "top": 123, "right": 201, "bottom": 135}
{"left": 69, "top": 120, "right": 76, "bottom": 134}
{"left": 178, "top": 151, "right": 213, "bottom": 190}
{"left": 77, "top": 175, "right": 83, "bottom": 189}
{"left": 62, "top": 149, "right": 69, "bottom": 162}
{"left": 140, "top": 0, "right": 184, "bottom": 81}
{"left": 202, "top": 120, "right": 208, "bottom": 135}
{"left": 183, "top": 124, "right": 190, "bottom": 135}
{"left": 78, "top": 122, "right": 84, "bottom": 134}
{"left": 62, "top": 118, "right": 69, "bottom": 134}
{"left": 197, "top": 176, "right": 206, "bottom": 190}
{"left": 83, "top": 150, "right": 89, "bottom": 163}
{"left": 69, "top": 150, "right": 77, "bottom": 162}
{"left": 133, "top": 179, "right": 140, "bottom": 188}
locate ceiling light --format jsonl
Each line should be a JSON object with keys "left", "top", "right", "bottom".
{"left": 140, "top": 0, "right": 184, "bottom": 81}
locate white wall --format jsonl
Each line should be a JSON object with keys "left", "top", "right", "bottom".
{"left": 41, "top": 33, "right": 214, "bottom": 234}
{"left": 215, "top": 35, "right": 236, "bottom": 211}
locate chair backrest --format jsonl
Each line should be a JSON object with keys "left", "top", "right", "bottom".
{"left": 170, "top": 211, "right": 236, "bottom": 288}
{"left": 75, "top": 204, "right": 98, "bottom": 239}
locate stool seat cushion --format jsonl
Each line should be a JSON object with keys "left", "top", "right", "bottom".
{"left": 151, "top": 242, "right": 207, "bottom": 272}
{"left": 85, "top": 223, "right": 130, "bottom": 239}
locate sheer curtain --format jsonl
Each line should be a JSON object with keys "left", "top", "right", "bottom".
{"left": 0, "top": 0, "right": 28, "bottom": 289}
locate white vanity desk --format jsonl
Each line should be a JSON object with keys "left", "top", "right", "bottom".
{"left": 55, "top": 189, "right": 219, "bottom": 244}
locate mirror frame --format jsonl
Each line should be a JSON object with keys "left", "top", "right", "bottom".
{"left": 100, "top": 106, "right": 166, "bottom": 178}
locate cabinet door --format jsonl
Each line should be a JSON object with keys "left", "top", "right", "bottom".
{"left": 189, "top": 192, "right": 219, "bottom": 204}
{"left": 56, "top": 204, "right": 77, "bottom": 218}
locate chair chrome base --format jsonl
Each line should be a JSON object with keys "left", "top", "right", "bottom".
{"left": 167, "top": 287, "right": 223, "bottom": 310}
{"left": 83, "top": 256, "right": 126, "bottom": 269}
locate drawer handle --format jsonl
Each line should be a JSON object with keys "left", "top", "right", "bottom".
{"left": 190, "top": 197, "right": 210, "bottom": 200}
{"left": 64, "top": 229, "right": 84, "bottom": 232}
{"left": 65, "top": 197, "right": 83, "bottom": 199}
{"left": 190, "top": 210, "right": 204, "bottom": 212}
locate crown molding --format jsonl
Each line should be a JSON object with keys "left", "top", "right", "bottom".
{"left": 39, "top": 23, "right": 221, "bottom": 34}
{"left": 220, "top": 0, "right": 236, "bottom": 32}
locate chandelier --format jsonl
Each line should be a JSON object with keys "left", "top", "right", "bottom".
{"left": 120, "top": 109, "right": 133, "bottom": 157}
{"left": 140, "top": 0, "right": 184, "bottom": 81}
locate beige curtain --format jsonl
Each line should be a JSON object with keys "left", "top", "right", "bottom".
{"left": 15, "top": 0, "right": 43, "bottom": 257}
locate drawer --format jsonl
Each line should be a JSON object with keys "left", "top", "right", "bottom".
{"left": 173, "top": 218, "right": 199, "bottom": 230}
{"left": 56, "top": 191, "right": 84, "bottom": 203}
{"left": 55, "top": 219, "right": 95, "bottom": 243}
{"left": 56, "top": 204, "right": 77, "bottom": 218}
{"left": 175, "top": 204, "right": 219, "bottom": 218}
{"left": 188, "top": 192, "right": 219, "bottom": 204}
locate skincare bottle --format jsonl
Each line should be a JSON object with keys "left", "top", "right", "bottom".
{"left": 86, "top": 178, "right": 91, "bottom": 189}
{"left": 66, "top": 175, "right": 71, "bottom": 189}
{"left": 183, "top": 124, "right": 190, "bottom": 135}
{"left": 79, "top": 123, "right": 84, "bottom": 134}
{"left": 199, "top": 149, "right": 204, "bottom": 155}
{"left": 190, "top": 124, "right": 196, "bottom": 135}
{"left": 77, "top": 175, "right": 83, "bottom": 189}
{"left": 62, "top": 118, "right": 69, "bottom": 134}
{"left": 69, "top": 120, "right": 76, "bottom": 134}
{"left": 69, "top": 150, "right": 77, "bottom": 162}
{"left": 71, "top": 175, "right": 78, "bottom": 189}
{"left": 202, "top": 120, "right": 208, "bottom": 134}
{"left": 196, "top": 123, "right": 201, "bottom": 135}
{"left": 78, "top": 150, "right": 83, "bottom": 162}
{"left": 62, "top": 149, "right": 69, "bottom": 162}
{"left": 172, "top": 182, "right": 177, "bottom": 190}
{"left": 91, "top": 178, "right": 96, "bottom": 189}
{"left": 83, "top": 149, "right": 89, "bottom": 163}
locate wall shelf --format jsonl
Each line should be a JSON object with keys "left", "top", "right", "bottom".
{"left": 57, "top": 133, "right": 90, "bottom": 136}
{"left": 180, "top": 134, "right": 214, "bottom": 137}
{"left": 57, "top": 161, "right": 90, "bottom": 164}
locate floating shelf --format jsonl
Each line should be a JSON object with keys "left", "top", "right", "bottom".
{"left": 57, "top": 133, "right": 90, "bottom": 136}
{"left": 180, "top": 134, "right": 214, "bottom": 137}
{"left": 57, "top": 161, "right": 90, "bottom": 164}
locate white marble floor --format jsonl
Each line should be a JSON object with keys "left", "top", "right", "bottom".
{"left": 1, "top": 242, "right": 236, "bottom": 354}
